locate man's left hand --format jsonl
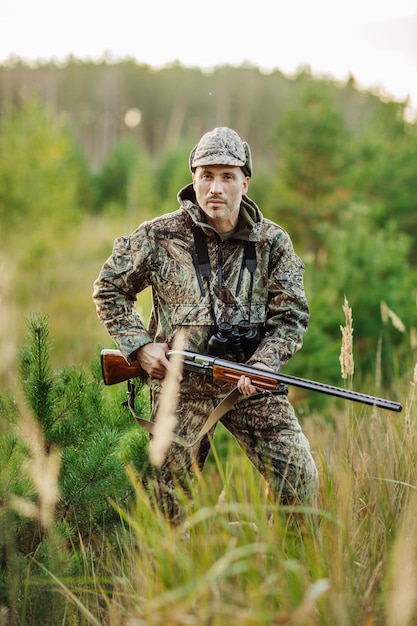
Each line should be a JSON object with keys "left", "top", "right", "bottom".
{"left": 237, "top": 362, "right": 274, "bottom": 396}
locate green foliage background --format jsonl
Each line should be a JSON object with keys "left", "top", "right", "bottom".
{"left": 1, "top": 58, "right": 415, "bottom": 391}
{"left": 0, "top": 58, "right": 416, "bottom": 624}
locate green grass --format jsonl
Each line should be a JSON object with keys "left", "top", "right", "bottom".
{"left": 1, "top": 213, "right": 416, "bottom": 624}
{"left": 5, "top": 377, "right": 416, "bottom": 625}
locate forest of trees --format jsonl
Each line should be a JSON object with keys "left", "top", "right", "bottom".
{"left": 0, "top": 57, "right": 399, "bottom": 168}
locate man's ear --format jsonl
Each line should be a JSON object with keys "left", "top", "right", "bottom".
{"left": 243, "top": 175, "right": 250, "bottom": 194}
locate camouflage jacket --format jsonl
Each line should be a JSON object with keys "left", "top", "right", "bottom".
{"left": 92, "top": 184, "right": 309, "bottom": 372}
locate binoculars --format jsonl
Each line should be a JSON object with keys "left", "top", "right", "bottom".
{"left": 207, "top": 320, "right": 261, "bottom": 360}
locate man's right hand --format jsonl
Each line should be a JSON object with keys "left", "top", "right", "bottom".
{"left": 136, "top": 343, "right": 171, "bottom": 379}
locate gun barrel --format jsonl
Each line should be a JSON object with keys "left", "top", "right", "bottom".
{"left": 168, "top": 350, "right": 402, "bottom": 413}
{"left": 267, "top": 369, "right": 402, "bottom": 412}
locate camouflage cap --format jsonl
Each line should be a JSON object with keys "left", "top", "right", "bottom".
{"left": 189, "top": 127, "right": 252, "bottom": 177}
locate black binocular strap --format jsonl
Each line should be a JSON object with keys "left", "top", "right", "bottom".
{"left": 192, "top": 225, "right": 218, "bottom": 325}
{"left": 192, "top": 225, "right": 211, "bottom": 283}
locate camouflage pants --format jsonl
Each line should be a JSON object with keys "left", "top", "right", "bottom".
{"left": 149, "top": 374, "right": 318, "bottom": 523}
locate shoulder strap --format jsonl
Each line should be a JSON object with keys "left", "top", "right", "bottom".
{"left": 125, "top": 380, "right": 240, "bottom": 449}
{"left": 244, "top": 240, "right": 257, "bottom": 273}
{"left": 192, "top": 225, "right": 211, "bottom": 278}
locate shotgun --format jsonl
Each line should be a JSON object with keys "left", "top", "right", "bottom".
{"left": 100, "top": 348, "right": 402, "bottom": 413}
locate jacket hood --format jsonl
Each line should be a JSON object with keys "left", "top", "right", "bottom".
{"left": 177, "top": 183, "right": 263, "bottom": 241}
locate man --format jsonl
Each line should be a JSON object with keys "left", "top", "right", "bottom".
{"left": 93, "top": 127, "right": 318, "bottom": 522}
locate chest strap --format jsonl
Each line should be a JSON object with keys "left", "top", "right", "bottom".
{"left": 192, "top": 225, "right": 257, "bottom": 297}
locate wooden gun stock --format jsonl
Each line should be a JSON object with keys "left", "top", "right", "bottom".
{"left": 101, "top": 349, "right": 146, "bottom": 385}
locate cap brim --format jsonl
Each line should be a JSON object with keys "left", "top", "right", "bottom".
{"left": 192, "top": 155, "right": 246, "bottom": 168}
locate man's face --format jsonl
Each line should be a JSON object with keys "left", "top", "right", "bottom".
{"left": 192, "top": 165, "right": 250, "bottom": 231}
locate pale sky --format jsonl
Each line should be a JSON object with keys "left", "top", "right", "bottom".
{"left": 2, "top": 0, "right": 417, "bottom": 119}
